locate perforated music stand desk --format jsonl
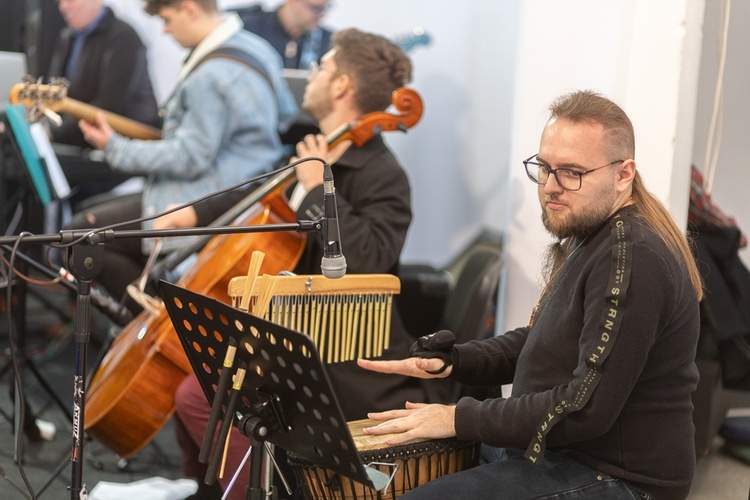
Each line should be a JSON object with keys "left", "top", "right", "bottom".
{"left": 159, "top": 280, "right": 377, "bottom": 490}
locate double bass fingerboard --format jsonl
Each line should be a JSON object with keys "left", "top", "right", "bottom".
{"left": 227, "top": 274, "right": 400, "bottom": 363}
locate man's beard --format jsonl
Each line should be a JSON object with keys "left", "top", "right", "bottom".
{"left": 302, "top": 94, "right": 333, "bottom": 123}
{"left": 540, "top": 184, "right": 617, "bottom": 283}
{"left": 540, "top": 187, "right": 616, "bottom": 240}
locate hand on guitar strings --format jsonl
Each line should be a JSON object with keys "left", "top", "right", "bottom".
{"left": 78, "top": 111, "right": 112, "bottom": 149}
{"left": 152, "top": 204, "right": 198, "bottom": 230}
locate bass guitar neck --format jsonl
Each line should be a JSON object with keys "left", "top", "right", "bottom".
{"left": 9, "top": 81, "right": 161, "bottom": 141}
{"left": 60, "top": 98, "right": 161, "bottom": 141}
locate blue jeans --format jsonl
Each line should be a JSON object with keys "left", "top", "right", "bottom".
{"left": 400, "top": 446, "right": 650, "bottom": 499}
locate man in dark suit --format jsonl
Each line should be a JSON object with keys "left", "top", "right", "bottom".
{"left": 47, "top": 0, "right": 160, "bottom": 207}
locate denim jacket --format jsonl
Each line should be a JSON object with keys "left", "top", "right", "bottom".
{"left": 103, "top": 18, "right": 297, "bottom": 252}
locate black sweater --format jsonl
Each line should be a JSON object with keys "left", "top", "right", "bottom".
{"left": 451, "top": 205, "right": 700, "bottom": 500}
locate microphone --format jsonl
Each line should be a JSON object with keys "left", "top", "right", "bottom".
{"left": 321, "top": 163, "right": 347, "bottom": 279}
{"left": 59, "top": 268, "right": 134, "bottom": 326}
{"left": 90, "top": 286, "right": 134, "bottom": 326}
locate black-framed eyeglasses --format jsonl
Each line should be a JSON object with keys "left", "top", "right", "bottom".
{"left": 523, "top": 154, "right": 624, "bottom": 191}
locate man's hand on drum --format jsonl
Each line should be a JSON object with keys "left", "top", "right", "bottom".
{"left": 357, "top": 356, "right": 453, "bottom": 379}
{"left": 363, "top": 402, "right": 456, "bottom": 446}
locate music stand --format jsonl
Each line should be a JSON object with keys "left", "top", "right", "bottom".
{"left": 0, "top": 105, "right": 75, "bottom": 476}
{"left": 159, "top": 280, "right": 388, "bottom": 498}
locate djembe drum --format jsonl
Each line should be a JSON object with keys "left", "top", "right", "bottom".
{"left": 288, "top": 419, "right": 480, "bottom": 499}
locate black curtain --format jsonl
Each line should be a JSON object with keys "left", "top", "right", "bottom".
{"left": 25, "top": 0, "right": 66, "bottom": 78}
{"left": 0, "top": 0, "right": 26, "bottom": 52}
{"left": 0, "top": 0, "right": 65, "bottom": 78}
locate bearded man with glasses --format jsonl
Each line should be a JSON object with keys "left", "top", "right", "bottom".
{"left": 360, "top": 90, "right": 704, "bottom": 500}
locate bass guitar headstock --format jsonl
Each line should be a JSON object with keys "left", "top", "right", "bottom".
{"left": 8, "top": 77, "right": 69, "bottom": 122}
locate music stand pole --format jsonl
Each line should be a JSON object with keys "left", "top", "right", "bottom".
{"left": 247, "top": 437, "right": 265, "bottom": 500}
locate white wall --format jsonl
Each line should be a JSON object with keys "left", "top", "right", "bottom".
{"left": 693, "top": 0, "right": 750, "bottom": 268}
{"left": 104, "top": 0, "right": 706, "bottom": 336}
{"left": 502, "top": 0, "right": 705, "bottom": 331}
{"left": 104, "top": 0, "right": 518, "bottom": 267}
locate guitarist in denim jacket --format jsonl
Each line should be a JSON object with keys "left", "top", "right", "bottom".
{"left": 68, "top": 0, "right": 297, "bottom": 313}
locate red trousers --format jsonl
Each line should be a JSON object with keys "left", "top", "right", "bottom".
{"left": 174, "top": 373, "right": 252, "bottom": 500}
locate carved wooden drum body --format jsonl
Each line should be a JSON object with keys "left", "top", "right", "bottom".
{"left": 289, "top": 419, "right": 480, "bottom": 499}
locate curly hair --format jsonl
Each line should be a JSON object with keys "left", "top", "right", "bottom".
{"left": 331, "top": 28, "right": 412, "bottom": 114}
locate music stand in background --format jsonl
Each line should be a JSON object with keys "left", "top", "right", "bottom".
{"left": 159, "top": 280, "right": 389, "bottom": 499}
{"left": 0, "top": 104, "right": 75, "bottom": 475}
{"left": 3, "top": 104, "right": 72, "bottom": 233}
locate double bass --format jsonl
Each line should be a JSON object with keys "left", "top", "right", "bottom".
{"left": 82, "top": 88, "right": 424, "bottom": 458}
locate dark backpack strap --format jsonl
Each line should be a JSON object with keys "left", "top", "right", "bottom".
{"left": 195, "top": 47, "right": 276, "bottom": 98}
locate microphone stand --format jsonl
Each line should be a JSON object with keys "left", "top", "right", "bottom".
{"left": 0, "top": 219, "right": 321, "bottom": 500}
{"left": 0, "top": 244, "right": 134, "bottom": 327}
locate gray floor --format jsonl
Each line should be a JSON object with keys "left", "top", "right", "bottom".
{"left": 0, "top": 285, "right": 749, "bottom": 500}
{"left": 691, "top": 441, "right": 750, "bottom": 500}
{"left": 0, "top": 284, "right": 186, "bottom": 500}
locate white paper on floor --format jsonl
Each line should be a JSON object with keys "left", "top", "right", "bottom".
{"left": 88, "top": 477, "right": 198, "bottom": 500}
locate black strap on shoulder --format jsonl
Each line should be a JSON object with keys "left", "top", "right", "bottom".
{"left": 195, "top": 47, "right": 276, "bottom": 98}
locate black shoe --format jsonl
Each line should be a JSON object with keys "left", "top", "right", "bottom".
{"left": 185, "top": 481, "right": 223, "bottom": 500}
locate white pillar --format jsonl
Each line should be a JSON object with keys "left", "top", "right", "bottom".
{"left": 502, "top": 0, "right": 705, "bottom": 333}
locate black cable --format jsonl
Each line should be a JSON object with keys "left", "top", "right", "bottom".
{"left": 7, "top": 232, "right": 37, "bottom": 500}
{"left": 50, "top": 155, "right": 327, "bottom": 251}
{"left": 2, "top": 198, "right": 24, "bottom": 237}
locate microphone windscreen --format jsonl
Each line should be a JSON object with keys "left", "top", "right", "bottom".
{"left": 321, "top": 255, "right": 347, "bottom": 279}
